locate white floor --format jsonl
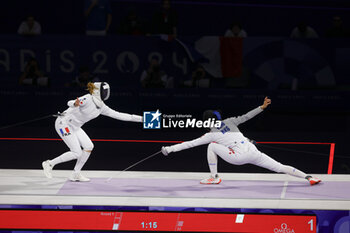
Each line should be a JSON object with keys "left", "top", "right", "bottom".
{"left": 0, "top": 169, "right": 349, "bottom": 210}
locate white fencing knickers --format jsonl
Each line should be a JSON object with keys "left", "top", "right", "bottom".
{"left": 207, "top": 142, "right": 307, "bottom": 178}
{"left": 49, "top": 117, "right": 94, "bottom": 172}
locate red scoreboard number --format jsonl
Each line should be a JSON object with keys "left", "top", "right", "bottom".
{"left": 0, "top": 210, "right": 316, "bottom": 232}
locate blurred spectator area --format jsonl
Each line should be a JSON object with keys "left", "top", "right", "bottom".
{"left": 0, "top": 0, "right": 349, "bottom": 36}
{"left": 0, "top": 35, "right": 349, "bottom": 91}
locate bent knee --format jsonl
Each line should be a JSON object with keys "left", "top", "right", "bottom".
{"left": 207, "top": 142, "right": 216, "bottom": 151}
{"left": 83, "top": 142, "right": 94, "bottom": 152}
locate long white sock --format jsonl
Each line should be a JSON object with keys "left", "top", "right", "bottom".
{"left": 280, "top": 165, "right": 307, "bottom": 179}
{"left": 49, "top": 152, "right": 78, "bottom": 167}
{"left": 207, "top": 149, "right": 218, "bottom": 177}
{"left": 74, "top": 151, "right": 91, "bottom": 172}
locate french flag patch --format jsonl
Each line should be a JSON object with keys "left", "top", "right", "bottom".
{"left": 60, "top": 127, "right": 71, "bottom": 136}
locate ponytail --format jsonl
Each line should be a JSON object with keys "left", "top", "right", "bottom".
{"left": 87, "top": 82, "right": 97, "bottom": 94}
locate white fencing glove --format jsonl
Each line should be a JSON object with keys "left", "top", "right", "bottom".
{"left": 161, "top": 146, "right": 172, "bottom": 156}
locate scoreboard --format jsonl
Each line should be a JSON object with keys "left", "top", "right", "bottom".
{"left": 0, "top": 209, "right": 316, "bottom": 232}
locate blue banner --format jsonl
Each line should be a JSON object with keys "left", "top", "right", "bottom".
{"left": 0, "top": 35, "right": 349, "bottom": 89}
{"left": 0, "top": 35, "right": 192, "bottom": 88}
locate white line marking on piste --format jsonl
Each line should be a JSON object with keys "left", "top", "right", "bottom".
{"left": 280, "top": 181, "right": 288, "bottom": 199}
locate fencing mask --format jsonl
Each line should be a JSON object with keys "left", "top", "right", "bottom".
{"left": 92, "top": 82, "right": 110, "bottom": 101}
{"left": 92, "top": 82, "right": 110, "bottom": 108}
{"left": 203, "top": 110, "right": 222, "bottom": 121}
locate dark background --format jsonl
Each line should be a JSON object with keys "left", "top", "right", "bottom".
{"left": 1, "top": 0, "right": 350, "bottom": 36}
{"left": 0, "top": 0, "right": 349, "bottom": 174}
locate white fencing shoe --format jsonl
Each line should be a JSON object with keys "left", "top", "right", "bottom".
{"left": 42, "top": 160, "right": 53, "bottom": 179}
{"left": 69, "top": 172, "right": 90, "bottom": 182}
{"left": 200, "top": 175, "right": 222, "bottom": 184}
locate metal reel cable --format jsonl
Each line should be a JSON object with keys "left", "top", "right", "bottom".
{"left": 0, "top": 114, "right": 54, "bottom": 131}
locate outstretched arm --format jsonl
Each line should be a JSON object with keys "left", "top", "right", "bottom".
{"left": 227, "top": 96, "right": 271, "bottom": 126}
{"left": 162, "top": 133, "right": 213, "bottom": 155}
{"left": 101, "top": 105, "right": 142, "bottom": 122}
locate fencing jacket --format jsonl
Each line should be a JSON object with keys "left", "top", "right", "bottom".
{"left": 60, "top": 94, "right": 142, "bottom": 128}
{"left": 169, "top": 107, "right": 263, "bottom": 153}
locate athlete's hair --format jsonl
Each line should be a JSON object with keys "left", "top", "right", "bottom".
{"left": 87, "top": 82, "right": 97, "bottom": 94}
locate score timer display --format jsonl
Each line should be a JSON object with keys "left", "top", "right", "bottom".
{"left": 0, "top": 210, "right": 316, "bottom": 232}
{"left": 141, "top": 221, "right": 158, "bottom": 229}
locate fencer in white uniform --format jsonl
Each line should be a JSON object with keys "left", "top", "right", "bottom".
{"left": 42, "top": 82, "right": 142, "bottom": 182}
{"left": 162, "top": 97, "right": 321, "bottom": 185}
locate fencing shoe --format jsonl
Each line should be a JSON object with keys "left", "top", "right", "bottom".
{"left": 69, "top": 172, "right": 90, "bottom": 182}
{"left": 42, "top": 160, "right": 53, "bottom": 178}
{"left": 200, "top": 175, "right": 222, "bottom": 184}
{"left": 308, "top": 177, "right": 322, "bottom": 186}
